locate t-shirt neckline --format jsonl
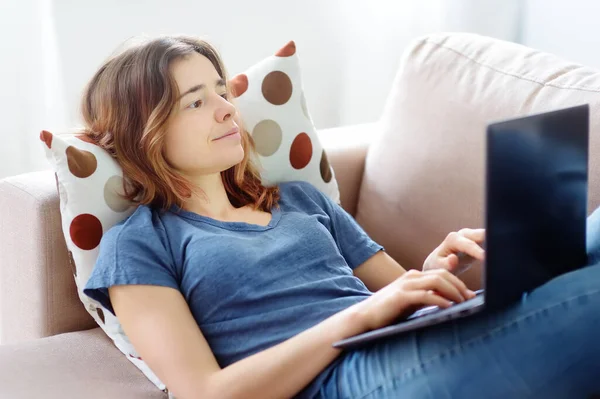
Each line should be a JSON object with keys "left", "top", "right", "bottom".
{"left": 169, "top": 205, "right": 282, "bottom": 231}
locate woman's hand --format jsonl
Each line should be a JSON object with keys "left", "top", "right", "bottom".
{"left": 423, "top": 228, "right": 486, "bottom": 275}
{"left": 348, "top": 269, "right": 477, "bottom": 332}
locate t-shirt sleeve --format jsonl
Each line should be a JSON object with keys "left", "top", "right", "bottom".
{"left": 83, "top": 217, "right": 180, "bottom": 317}
{"left": 293, "top": 181, "right": 384, "bottom": 269}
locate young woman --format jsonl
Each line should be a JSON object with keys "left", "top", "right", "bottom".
{"left": 83, "top": 35, "right": 600, "bottom": 399}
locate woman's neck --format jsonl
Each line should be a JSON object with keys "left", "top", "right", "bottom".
{"left": 181, "top": 172, "right": 238, "bottom": 219}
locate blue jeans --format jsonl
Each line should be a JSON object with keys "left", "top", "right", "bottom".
{"left": 315, "top": 207, "right": 600, "bottom": 399}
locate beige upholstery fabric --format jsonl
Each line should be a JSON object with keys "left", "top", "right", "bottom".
{"left": 356, "top": 32, "right": 600, "bottom": 289}
{"left": 0, "top": 172, "right": 96, "bottom": 344}
{"left": 0, "top": 327, "right": 166, "bottom": 399}
{"left": 318, "top": 122, "right": 381, "bottom": 216}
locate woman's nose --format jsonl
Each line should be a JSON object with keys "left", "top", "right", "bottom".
{"left": 215, "top": 98, "right": 235, "bottom": 122}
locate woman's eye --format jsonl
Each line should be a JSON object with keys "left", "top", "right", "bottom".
{"left": 188, "top": 100, "right": 202, "bottom": 109}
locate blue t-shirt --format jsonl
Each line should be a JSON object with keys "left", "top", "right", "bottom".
{"left": 83, "top": 180, "right": 383, "bottom": 398}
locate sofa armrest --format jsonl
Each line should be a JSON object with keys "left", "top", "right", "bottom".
{"left": 317, "top": 122, "right": 381, "bottom": 216}
{"left": 0, "top": 171, "right": 96, "bottom": 345}
{"left": 0, "top": 327, "right": 166, "bottom": 398}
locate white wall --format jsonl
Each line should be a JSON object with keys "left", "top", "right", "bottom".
{"left": 50, "top": 0, "right": 522, "bottom": 131}
{"left": 1, "top": 0, "right": 520, "bottom": 179}
{"left": 332, "top": 0, "right": 522, "bottom": 125}
{"left": 51, "top": 0, "right": 380, "bottom": 132}
{"left": 0, "top": 0, "right": 69, "bottom": 179}
{"left": 521, "top": 0, "right": 600, "bottom": 68}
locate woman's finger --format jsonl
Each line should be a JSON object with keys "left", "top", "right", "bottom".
{"left": 404, "top": 273, "right": 466, "bottom": 303}
{"left": 447, "top": 233, "right": 485, "bottom": 261}
{"left": 445, "top": 253, "right": 460, "bottom": 271}
{"left": 459, "top": 228, "right": 486, "bottom": 244}
{"left": 428, "top": 268, "right": 474, "bottom": 299}
{"left": 405, "top": 289, "right": 453, "bottom": 310}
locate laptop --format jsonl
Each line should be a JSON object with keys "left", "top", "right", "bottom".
{"left": 333, "top": 104, "right": 590, "bottom": 350}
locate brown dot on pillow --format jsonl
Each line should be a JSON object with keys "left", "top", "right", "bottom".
{"left": 262, "top": 71, "right": 292, "bottom": 105}
{"left": 320, "top": 150, "right": 333, "bottom": 183}
{"left": 275, "top": 41, "right": 296, "bottom": 57}
{"left": 66, "top": 146, "right": 98, "bottom": 178}
{"left": 290, "top": 133, "right": 313, "bottom": 169}
{"left": 96, "top": 307, "right": 105, "bottom": 324}
{"left": 230, "top": 74, "right": 249, "bottom": 98}
{"left": 252, "top": 120, "right": 282, "bottom": 156}
{"left": 69, "top": 214, "right": 103, "bottom": 250}
{"left": 68, "top": 250, "right": 77, "bottom": 277}
{"left": 40, "top": 130, "right": 53, "bottom": 149}
{"left": 104, "top": 176, "right": 131, "bottom": 213}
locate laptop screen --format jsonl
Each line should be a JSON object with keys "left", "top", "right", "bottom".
{"left": 484, "top": 104, "right": 589, "bottom": 310}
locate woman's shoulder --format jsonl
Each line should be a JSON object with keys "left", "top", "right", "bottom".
{"left": 101, "top": 204, "right": 167, "bottom": 247}
{"left": 278, "top": 180, "right": 322, "bottom": 201}
{"left": 277, "top": 181, "right": 329, "bottom": 211}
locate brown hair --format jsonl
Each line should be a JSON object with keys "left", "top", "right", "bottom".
{"left": 80, "top": 35, "right": 279, "bottom": 212}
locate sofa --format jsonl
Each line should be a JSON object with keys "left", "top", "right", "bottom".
{"left": 1, "top": 32, "right": 599, "bottom": 398}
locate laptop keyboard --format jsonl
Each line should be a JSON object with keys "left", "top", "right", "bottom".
{"left": 406, "top": 289, "right": 485, "bottom": 320}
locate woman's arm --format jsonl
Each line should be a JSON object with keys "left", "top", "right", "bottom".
{"left": 110, "top": 265, "right": 473, "bottom": 399}
{"left": 109, "top": 283, "right": 366, "bottom": 399}
{"left": 354, "top": 228, "right": 486, "bottom": 293}
{"left": 208, "top": 306, "right": 364, "bottom": 399}
{"left": 353, "top": 250, "right": 407, "bottom": 292}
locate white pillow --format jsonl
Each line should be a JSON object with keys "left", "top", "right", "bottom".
{"left": 40, "top": 39, "right": 339, "bottom": 397}
{"left": 41, "top": 131, "right": 165, "bottom": 387}
{"left": 231, "top": 40, "right": 340, "bottom": 203}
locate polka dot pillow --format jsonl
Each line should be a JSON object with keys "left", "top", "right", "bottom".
{"left": 40, "top": 40, "right": 339, "bottom": 397}
{"left": 230, "top": 40, "right": 340, "bottom": 203}
{"left": 39, "top": 131, "right": 169, "bottom": 391}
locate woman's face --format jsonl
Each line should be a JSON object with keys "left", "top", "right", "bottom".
{"left": 164, "top": 52, "right": 243, "bottom": 177}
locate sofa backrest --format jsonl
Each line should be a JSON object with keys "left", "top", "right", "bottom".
{"left": 356, "top": 33, "right": 600, "bottom": 288}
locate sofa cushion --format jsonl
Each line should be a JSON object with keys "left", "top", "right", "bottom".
{"left": 0, "top": 327, "right": 166, "bottom": 399}
{"left": 356, "top": 32, "right": 600, "bottom": 288}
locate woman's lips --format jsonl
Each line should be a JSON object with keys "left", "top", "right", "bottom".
{"left": 214, "top": 127, "right": 240, "bottom": 140}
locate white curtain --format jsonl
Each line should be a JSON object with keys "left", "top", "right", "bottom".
{"left": 0, "top": 0, "right": 68, "bottom": 179}
{"left": 0, "top": 0, "right": 522, "bottom": 180}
